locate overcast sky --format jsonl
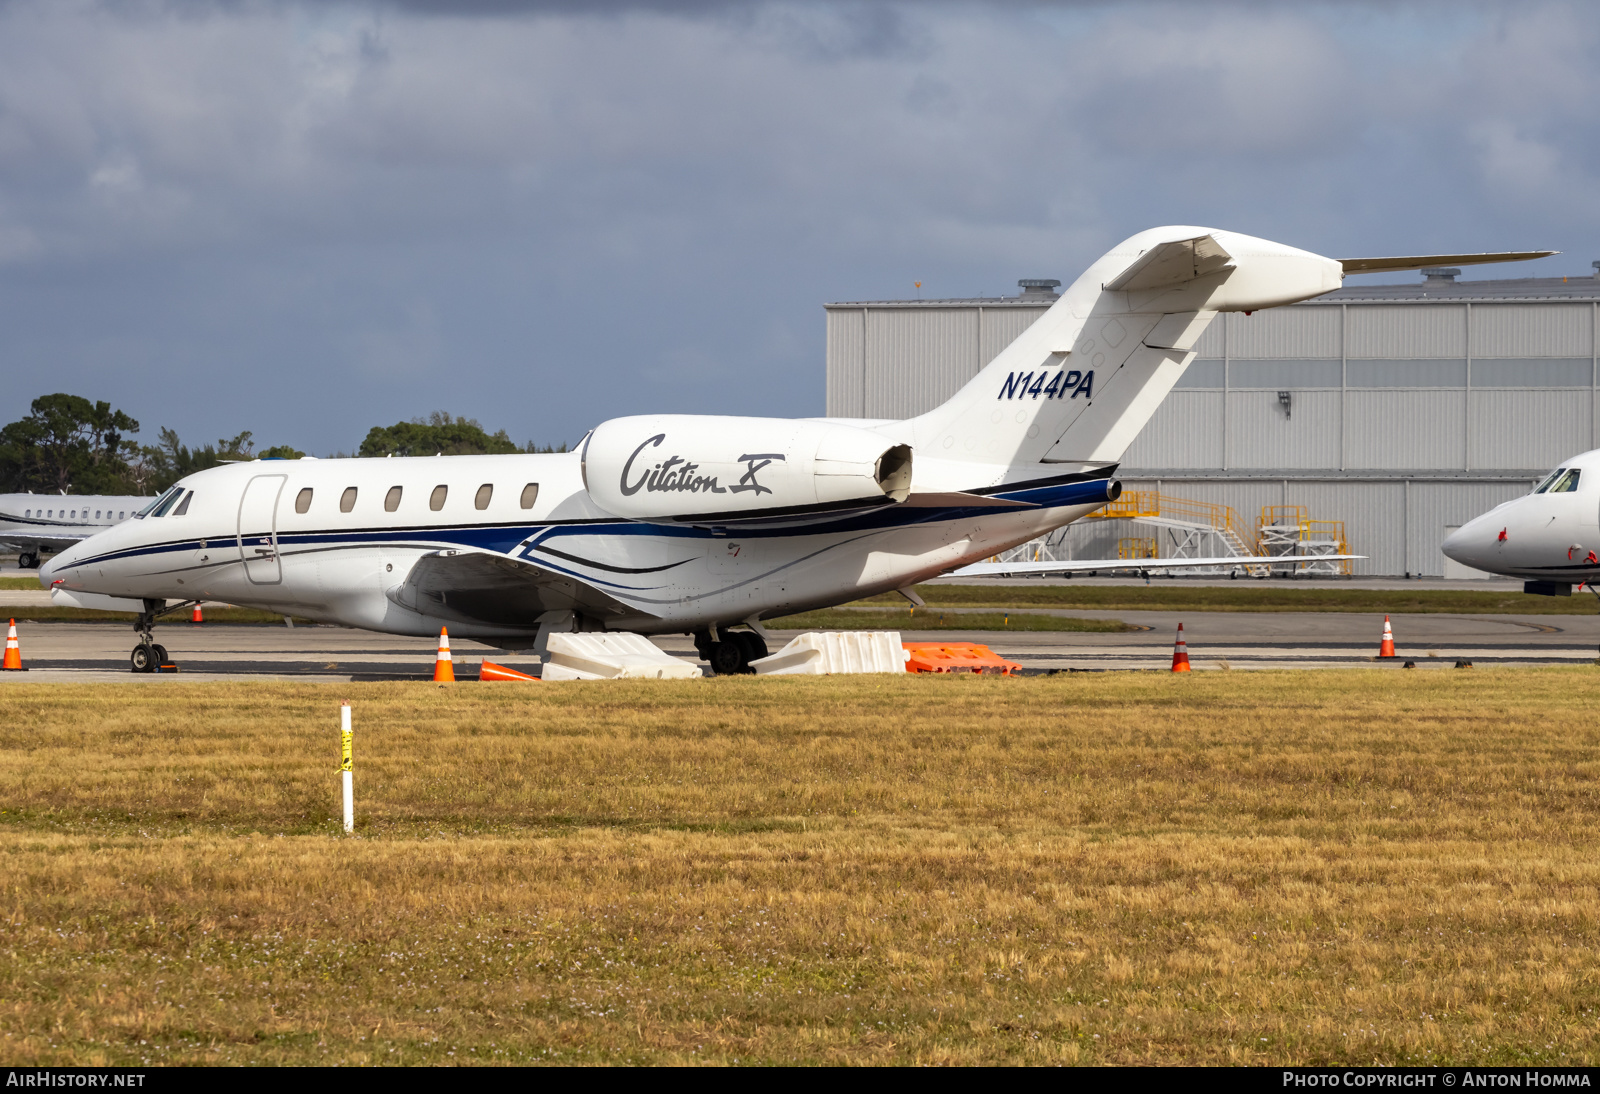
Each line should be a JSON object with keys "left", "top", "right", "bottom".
{"left": 0, "top": 0, "right": 1596, "bottom": 454}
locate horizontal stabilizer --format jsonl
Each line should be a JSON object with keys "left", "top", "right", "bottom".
{"left": 1340, "top": 251, "right": 1556, "bottom": 275}
{"left": 1106, "top": 234, "right": 1233, "bottom": 292}
{"left": 952, "top": 555, "right": 1364, "bottom": 578}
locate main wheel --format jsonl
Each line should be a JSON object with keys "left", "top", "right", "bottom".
{"left": 130, "top": 645, "right": 155, "bottom": 673}
{"left": 18, "top": 552, "right": 36, "bottom": 569}
{"left": 732, "top": 630, "right": 767, "bottom": 667}
{"left": 707, "top": 640, "right": 747, "bottom": 676}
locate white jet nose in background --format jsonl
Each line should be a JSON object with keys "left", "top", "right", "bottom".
{"left": 1441, "top": 513, "right": 1498, "bottom": 571}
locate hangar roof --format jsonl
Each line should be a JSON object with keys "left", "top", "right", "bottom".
{"left": 826, "top": 274, "right": 1600, "bottom": 308}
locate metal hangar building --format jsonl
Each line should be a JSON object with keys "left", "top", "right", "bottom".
{"left": 823, "top": 267, "right": 1600, "bottom": 577}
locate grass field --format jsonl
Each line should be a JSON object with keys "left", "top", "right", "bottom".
{"left": 766, "top": 609, "right": 1139, "bottom": 632}
{"left": 3, "top": 672, "right": 1599, "bottom": 1066}
{"left": 865, "top": 583, "right": 1600, "bottom": 615}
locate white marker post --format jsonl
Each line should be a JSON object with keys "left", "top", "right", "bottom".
{"left": 340, "top": 701, "right": 354, "bottom": 833}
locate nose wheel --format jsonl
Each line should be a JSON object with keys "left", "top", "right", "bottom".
{"left": 129, "top": 598, "right": 184, "bottom": 673}
{"left": 130, "top": 641, "right": 169, "bottom": 674}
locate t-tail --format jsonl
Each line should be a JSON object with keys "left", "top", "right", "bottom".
{"left": 900, "top": 226, "right": 1345, "bottom": 476}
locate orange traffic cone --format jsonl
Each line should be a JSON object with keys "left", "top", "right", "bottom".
{"left": 191, "top": 602, "right": 204, "bottom": 624}
{"left": 433, "top": 627, "right": 455, "bottom": 683}
{"left": 1378, "top": 615, "right": 1396, "bottom": 659}
{"left": 1170, "top": 622, "right": 1191, "bottom": 673}
{"left": 3, "top": 618, "right": 21, "bottom": 670}
{"left": 479, "top": 659, "right": 538, "bottom": 682}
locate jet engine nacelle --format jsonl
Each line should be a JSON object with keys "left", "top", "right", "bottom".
{"left": 584, "top": 414, "right": 912, "bottom": 523}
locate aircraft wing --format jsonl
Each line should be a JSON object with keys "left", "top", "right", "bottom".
{"left": 0, "top": 531, "right": 100, "bottom": 551}
{"left": 387, "top": 548, "right": 649, "bottom": 626}
{"left": 952, "top": 554, "right": 1364, "bottom": 578}
{"left": 1339, "top": 251, "right": 1556, "bottom": 275}
{"left": 1105, "top": 234, "right": 1234, "bottom": 292}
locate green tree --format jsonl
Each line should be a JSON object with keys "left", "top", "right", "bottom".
{"left": 135, "top": 429, "right": 259, "bottom": 492}
{"left": 259, "top": 444, "right": 306, "bottom": 460}
{"left": 358, "top": 412, "right": 524, "bottom": 458}
{"left": 0, "top": 394, "right": 140, "bottom": 493}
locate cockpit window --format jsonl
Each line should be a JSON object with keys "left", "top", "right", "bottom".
{"left": 1534, "top": 468, "right": 1568, "bottom": 494}
{"left": 172, "top": 492, "right": 193, "bottom": 516}
{"left": 136, "top": 486, "right": 183, "bottom": 518}
{"left": 150, "top": 488, "right": 185, "bottom": 518}
{"left": 1550, "top": 469, "right": 1582, "bottom": 493}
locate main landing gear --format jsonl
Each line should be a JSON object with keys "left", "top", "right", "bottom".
{"left": 17, "top": 551, "right": 40, "bottom": 569}
{"left": 693, "top": 626, "right": 768, "bottom": 676}
{"left": 130, "top": 598, "right": 191, "bottom": 674}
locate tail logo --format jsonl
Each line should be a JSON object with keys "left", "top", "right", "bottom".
{"left": 998, "top": 369, "right": 1093, "bottom": 401}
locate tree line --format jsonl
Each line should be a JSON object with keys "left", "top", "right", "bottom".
{"left": 0, "top": 394, "right": 565, "bottom": 496}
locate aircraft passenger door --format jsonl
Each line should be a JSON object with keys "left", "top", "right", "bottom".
{"left": 238, "top": 474, "right": 286, "bottom": 585}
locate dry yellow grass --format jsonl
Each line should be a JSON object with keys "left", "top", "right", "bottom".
{"left": 2, "top": 671, "right": 1599, "bottom": 1066}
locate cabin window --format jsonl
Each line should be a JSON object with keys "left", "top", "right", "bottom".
{"left": 118, "top": 511, "right": 125, "bottom": 520}
{"left": 70, "top": 510, "right": 76, "bottom": 518}
{"left": 294, "top": 488, "right": 313, "bottom": 514}
{"left": 474, "top": 484, "right": 493, "bottom": 510}
{"left": 94, "top": 510, "right": 100, "bottom": 519}
{"left": 173, "top": 493, "right": 193, "bottom": 516}
{"left": 340, "top": 487, "right": 357, "bottom": 513}
{"left": 24, "top": 510, "right": 29, "bottom": 518}
{"left": 385, "top": 486, "right": 402, "bottom": 512}
{"left": 520, "top": 483, "right": 539, "bottom": 509}
{"left": 430, "top": 485, "right": 448, "bottom": 511}
{"left": 1550, "top": 469, "right": 1582, "bottom": 493}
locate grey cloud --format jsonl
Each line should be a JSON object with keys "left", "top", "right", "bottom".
{"left": 0, "top": 0, "right": 1596, "bottom": 453}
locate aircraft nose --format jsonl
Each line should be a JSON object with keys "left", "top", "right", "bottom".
{"left": 1441, "top": 518, "right": 1493, "bottom": 568}
{"left": 37, "top": 542, "right": 83, "bottom": 588}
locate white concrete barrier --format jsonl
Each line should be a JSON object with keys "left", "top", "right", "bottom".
{"left": 541, "top": 632, "right": 703, "bottom": 681}
{"left": 750, "top": 631, "right": 909, "bottom": 676}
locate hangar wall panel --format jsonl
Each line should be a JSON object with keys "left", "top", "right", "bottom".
{"left": 1225, "top": 308, "right": 1341, "bottom": 358}
{"left": 1289, "top": 482, "right": 1404, "bottom": 575}
{"left": 1122, "top": 392, "right": 1223, "bottom": 467}
{"left": 825, "top": 309, "right": 866, "bottom": 417}
{"left": 1471, "top": 304, "right": 1593, "bottom": 357}
{"left": 1467, "top": 390, "right": 1591, "bottom": 469}
{"left": 865, "top": 309, "right": 977, "bottom": 419}
{"left": 980, "top": 307, "right": 1049, "bottom": 365}
{"left": 1343, "top": 390, "right": 1465, "bottom": 468}
{"left": 1347, "top": 304, "right": 1467, "bottom": 358}
{"left": 1226, "top": 391, "right": 1341, "bottom": 469}
{"left": 1193, "top": 320, "right": 1226, "bottom": 359}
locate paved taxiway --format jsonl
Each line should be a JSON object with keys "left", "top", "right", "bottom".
{"left": 0, "top": 610, "right": 1595, "bottom": 681}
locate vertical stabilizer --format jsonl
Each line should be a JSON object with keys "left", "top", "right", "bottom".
{"left": 900, "top": 227, "right": 1343, "bottom": 474}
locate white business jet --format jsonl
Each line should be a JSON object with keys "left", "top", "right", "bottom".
{"left": 1441, "top": 453, "right": 1600, "bottom": 597}
{"left": 0, "top": 492, "right": 152, "bottom": 569}
{"left": 41, "top": 227, "right": 1546, "bottom": 673}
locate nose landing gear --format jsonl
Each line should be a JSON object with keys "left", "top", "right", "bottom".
{"left": 130, "top": 598, "right": 188, "bottom": 674}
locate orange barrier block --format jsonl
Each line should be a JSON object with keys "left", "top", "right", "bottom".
{"left": 480, "top": 659, "right": 538, "bottom": 682}
{"left": 433, "top": 627, "right": 456, "bottom": 683}
{"left": 903, "top": 641, "right": 1020, "bottom": 676}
